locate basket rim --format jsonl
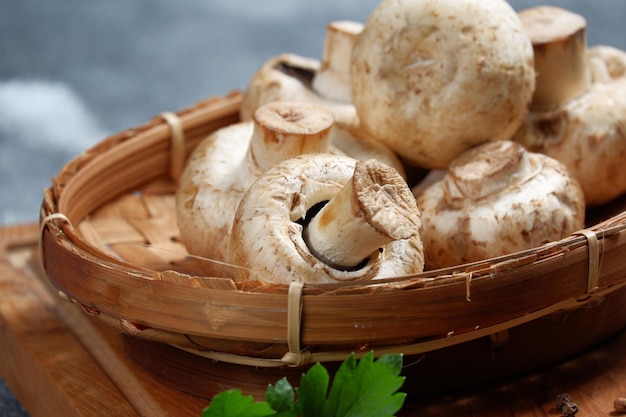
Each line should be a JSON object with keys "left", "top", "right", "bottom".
{"left": 39, "top": 92, "right": 626, "bottom": 365}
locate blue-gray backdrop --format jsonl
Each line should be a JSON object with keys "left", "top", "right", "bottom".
{"left": 1, "top": 1, "right": 624, "bottom": 415}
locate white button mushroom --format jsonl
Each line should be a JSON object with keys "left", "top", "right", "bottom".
{"left": 239, "top": 20, "right": 407, "bottom": 177}
{"left": 514, "top": 6, "right": 626, "bottom": 206}
{"left": 240, "top": 20, "right": 363, "bottom": 127}
{"left": 230, "top": 154, "right": 424, "bottom": 284}
{"left": 350, "top": 0, "right": 536, "bottom": 169}
{"left": 416, "top": 141, "right": 585, "bottom": 270}
{"left": 176, "top": 101, "right": 334, "bottom": 277}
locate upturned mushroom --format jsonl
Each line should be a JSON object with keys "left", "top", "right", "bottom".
{"left": 240, "top": 20, "right": 363, "bottom": 127}
{"left": 350, "top": 0, "right": 536, "bottom": 169}
{"left": 514, "top": 6, "right": 626, "bottom": 206}
{"left": 177, "top": 101, "right": 334, "bottom": 277}
{"left": 239, "top": 20, "right": 407, "bottom": 177}
{"left": 416, "top": 140, "right": 585, "bottom": 270}
{"left": 230, "top": 154, "right": 424, "bottom": 284}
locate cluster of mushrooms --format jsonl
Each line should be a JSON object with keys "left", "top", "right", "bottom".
{"left": 177, "top": 0, "right": 626, "bottom": 284}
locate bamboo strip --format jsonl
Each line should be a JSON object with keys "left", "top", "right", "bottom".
{"left": 38, "top": 93, "right": 626, "bottom": 363}
{"left": 40, "top": 198, "right": 626, "bottom": 345}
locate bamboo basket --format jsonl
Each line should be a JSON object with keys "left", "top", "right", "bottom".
{"left": 39, "top": 91, "right": 626, "bottom": 400}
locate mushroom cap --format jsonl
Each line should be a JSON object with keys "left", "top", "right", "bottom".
{"left": 417, "top": 141, "right": 585, "bottom": 269}
{"left": 240, "top": 53, "right": 359, "bottom": 128}
{"left": 350, "top": 0, "right": 535, "bottom": 169}
{"left": 176, "top": 121, "right": 254, "bottom": 272}
{"left": 328, "top": 123, "right": 407, "bottom": 179}
{"left": 230, "top": 154, "right": 424, "bottom": 284}
{"left": 176, "top": 102, "right": 334, "bottom": 276}
{"left": 513, "top": 46, "right": 626, "bottom": 206}
{"left": 587, "top": 45, "right": 626, "bottom": 83}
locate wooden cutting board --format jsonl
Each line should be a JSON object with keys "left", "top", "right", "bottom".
{"left": 1, "top": 222, "right": 626, "bottom": 417}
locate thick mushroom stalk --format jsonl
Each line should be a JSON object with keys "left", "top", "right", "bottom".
{"left": 230, "top": 154, "right": 424, "bottom": 284}
{"left": 250, "top": 102, "right": 333, "bottom": 172}
{"left": 312, "top": 20, "right": 363, "bottom": 103}
{"left": 514, "top": 6, "right": 626, "bottom": 206}
{"left": 350, "top": 0, "right": 535, "bottom": 169}
{"left": 417, "top": 141, "right": 585, "bottom": 270}
{"left": 443, "top": 140, "right": 538, "bottom": 203}
{"left": 518, "top": 6, "right": 590, "bottom": 111}
{"left": 176, "top": 101, "right": 333, "bottom": 277}
{"left": 304, "top": 159, "right": 420, "bottom": 269}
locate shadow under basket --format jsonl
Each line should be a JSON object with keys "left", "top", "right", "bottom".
{"left": 39, "top": 91, "right": 626, "bottom": 401}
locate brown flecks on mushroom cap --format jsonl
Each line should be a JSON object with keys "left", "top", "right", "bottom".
{"left": 351, "top": 0, "right": 535, "bottom": 169}
{"left": 231, "top": 154, "right": 424, "bottom": 283}
{"left": 417, "top": 141, "right": 585, "bottom": 269}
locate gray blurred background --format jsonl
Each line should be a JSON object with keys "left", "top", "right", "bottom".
{"left": 1, "top": 1, "right": 625, "bottom": 415}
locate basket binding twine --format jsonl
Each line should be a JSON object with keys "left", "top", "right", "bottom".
{"left": 39, "top": 92, "right": 626, "bottom": 368}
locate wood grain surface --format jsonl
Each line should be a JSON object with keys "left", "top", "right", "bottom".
{"left": 1, "top": 223, "right": 625, "bottom": 416}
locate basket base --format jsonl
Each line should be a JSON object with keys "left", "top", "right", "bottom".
{"left": 123, "top": 286, "right": 626, "bottom": 401}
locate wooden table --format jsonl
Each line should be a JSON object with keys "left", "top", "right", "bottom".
{"left": 2, "top": 223, "right": 625, "bottom": 416}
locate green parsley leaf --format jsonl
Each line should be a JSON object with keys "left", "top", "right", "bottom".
{"left": 201, "top": 389, "right": 275, "bottom": 417}
{"left": 322, "top": 352, "right": 406, "bottom": 417}
{"left": 265, "top": 377, "right": 296, "bottom": 412}
{"left": 299, "top": 362, "right": 330, "bottom": 417}
{"left": 200, "top": 352, "right": 405, "bottom": 417}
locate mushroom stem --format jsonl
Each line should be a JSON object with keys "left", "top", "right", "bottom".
{"left": 443, "top": 141, "right": 539, "bottom": 204}
{"left": 304, "top": 159, "right": 420, "bottom": 269}
{"left": 518, "top": 6, "right": 590, "bottom": 111}
{"left": 249, "top": 101, "right": 334, "bottom": 172}
{"left": 312, "top": 20, "right": 363, "bottom": 103}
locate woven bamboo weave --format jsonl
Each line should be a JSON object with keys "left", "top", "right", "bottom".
{"left": 39, "top": 92, "right": 626, "bottom": 367}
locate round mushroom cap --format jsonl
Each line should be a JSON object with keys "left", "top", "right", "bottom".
{"left": 351, "top": 0, "right": 535, "bottom": 169}
{"left": 176, "top": 121, "right": 254, "bottom": 274}
{"left": 230, "top": 154, "right": 424, "bottom": 284}
{"left": 417, "top": 141, "right": 585, "bottom": 269}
